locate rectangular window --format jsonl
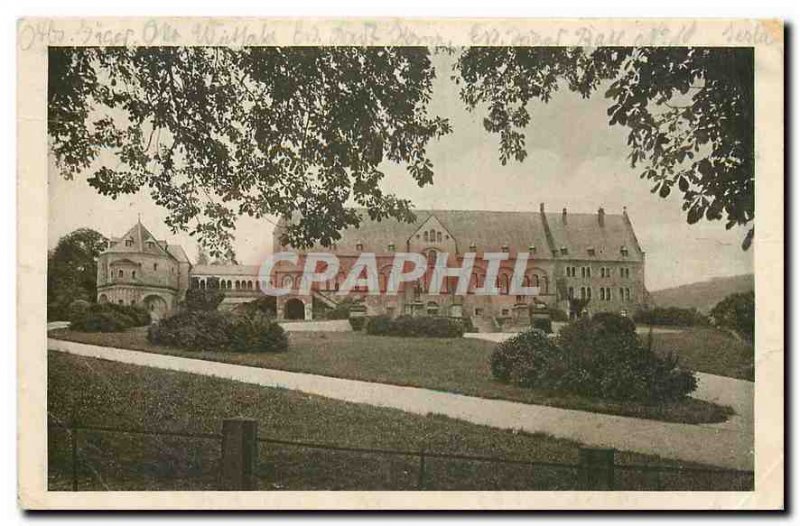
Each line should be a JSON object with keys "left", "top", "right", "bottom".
{"left": 586, "top": 267, "right": 591, "bottom": 278}
{"left": 619, "top": 287, "right": 624, "bottom": 300}
{"left": 587, "top": 287, "right": 592, "bottom": 300}
{"left": 501, "top": 308, "right": 510, "bottom": 317}
{"left": 153, "top": 263, "right": 158, "bottom": 271}
{"left": 626, "top": 288, "right": 631, "bottom": 301}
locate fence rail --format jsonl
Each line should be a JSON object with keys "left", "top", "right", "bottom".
{"left": 48, "top": 418, "right": 753, "bottom": 491}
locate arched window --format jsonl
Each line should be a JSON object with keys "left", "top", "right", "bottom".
{"left": 227, "top": 280, "right": 232, "bottom": 289}
{"left": 132, "top": 271, "right": 136, "bottom": 279}
{"left": 429, "top": 229, "right": 436, "bottom": 240}
{"left": 235, "top": 280, "right": 240, "bottom": 290}
{"left": 532, "top": 274, "right": 540, "bottom": 287}
{"left": 423, "top": 231, "right": 429, "bottom": 242}
{"left": 118, "top": 269, "right": 124, "bottom": 278}
{"left": 499, "top": 274, "right": 510, "bottom": 295}
{"left": 200, "top": 280, "right": 206, "bottom": 290}
{"left": 436, "top": 231, "right": 442, "bottom": 242}
{"left": 568, "top": 286, "right": 574, "bottom": 299}
{"left": 247, "top": 280, "right": 253, "bottom": 289}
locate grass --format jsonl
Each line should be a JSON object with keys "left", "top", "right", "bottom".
{"left": 649, "top": 327, "right": 754, "bottom": 381}
{"left": 47, "top": 351, "right": 752, "bottom": 491}
{"left": 50, "top": 327, "right": 733, "bottom": 424}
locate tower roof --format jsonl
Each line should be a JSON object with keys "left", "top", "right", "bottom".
{"left": 102, "top": 220, "right": 175, "bottom": 260}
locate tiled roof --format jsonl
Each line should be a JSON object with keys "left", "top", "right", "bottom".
{"left": 166, "top": 244, "right": 190, "bottom": 263}
{"left": 277, "top": 207, "right": 644, "bottom": 262}
{"left": 101, "top": 221, "right": 174, "bottom": 259}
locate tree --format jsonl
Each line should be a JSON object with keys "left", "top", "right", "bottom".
{"left": 455, "top": 47, "right": 754, "bottom": 249}
{"left": 48, "top": 47, "right": 450, "bottom": 257}
{"left": 47, "top": 228, "right": 108, "bottom": 320}
{"left": 710, "top": 291, "right": 754, "bottom": 341}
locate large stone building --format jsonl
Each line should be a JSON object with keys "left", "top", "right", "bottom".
{"left": 99, "top": 205, "right": 647, "bottom": 324}
{"left": 96, "top": 220, "right": 192, "bottom": 320}
{"left": 268, "top": 204, "right": 647, "bottom": 323}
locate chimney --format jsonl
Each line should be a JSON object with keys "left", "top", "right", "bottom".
{"left": 562, "top": 207, "right": 567, "bottom": 224}
{"left": 540, "top": 202, "right": 545, "bottom": 214}
{"left": 598, "top": 207, "right": 605, "bottom": 227}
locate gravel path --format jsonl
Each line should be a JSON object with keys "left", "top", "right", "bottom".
{"left": 48, "top": 337, "right": 753, "bottom": 470}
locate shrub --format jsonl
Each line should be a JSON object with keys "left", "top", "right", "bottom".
{"left": 183, "top": 288, "right": 226, "bottom": 312}
{"left": 147, "top": 310, "right": 233, "bottom": 351}
{"left": 491, "top": 329, "right": 567, "bottom": 387}
{"left": 633, "top": 306, "right": 709, "bottom": 327}
{"left": 69, "top": 303, "right": 151, "bottom": 332}
{"left": 68, "top": 299, "right": 91, "bottom": 320}
{"left": 365, "top": 315, "right": 394, "bottom": 335}
{"left": 323, "top": 300, "right": 354, "bottom": 320}
{"left": 457, "top": 316, "right": 477, "bottom": 333}
{"left": 365, "top": 315, "right": 464, "bottom": 338}
{"left": 492, "top": 312, "right": 696, "bottom": 403}
{"left": 546, "top": 307, "right": 569, "bottom": 322}
{"left": 349, "top": 316, "right": 367, "bottom": 331}
{"left": 234, "top": 296, "right": 277, "bottom": 317}
{"left": 531, "top": 317, "right": 553, "bottom": 334}
{"left": 148, "top": 310, "right": 288, "bottom": 353}
{"left": 710, "top": 291, "right": 754, "bottom": 340}
{"left": 229, "top": 313, "right": 288, "bottom": 353}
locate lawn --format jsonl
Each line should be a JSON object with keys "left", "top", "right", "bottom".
{"left": 50, "top": 327, "right": 733, "bottom": 424}
{"left": 47, "top": 351, "right": 751, "bottom": 491}
{"left": 650, "top": 327, "right": 754, "bottom": 381}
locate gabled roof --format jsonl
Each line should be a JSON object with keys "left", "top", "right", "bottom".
{"left": 544, "top": 211, "right": 644, "bottom": 262}
{"left": 276, "top": 207, "right": 644, "bottom": 262}
{"left": 166, "top": 244, "right": 190, "bottom": 263}
{"left": 102, "top": 220, "right": 176, "bottom": 260}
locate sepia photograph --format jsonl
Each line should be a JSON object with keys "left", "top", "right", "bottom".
{"left": 16, "top": 17, "right": 784, "bottom": 510}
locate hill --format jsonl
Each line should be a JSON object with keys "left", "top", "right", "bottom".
{"left": 648, "top": 274, "right": 754, "bottom": 313}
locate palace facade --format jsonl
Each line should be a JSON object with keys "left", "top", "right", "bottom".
{"left": 98, "top": 204, "right": 647, "bottom": 324}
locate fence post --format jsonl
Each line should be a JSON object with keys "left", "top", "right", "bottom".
{"left": 220, "top": 418, "right": 258, "bottom": 490}
{"left": 417, "top": 450, "right": 426, "bottom": 490}
{"left": 578, "top": 448, "right": 615, "bottom": 490}
{"left": 70, "top": 424, "right": 78, "bottom": 491}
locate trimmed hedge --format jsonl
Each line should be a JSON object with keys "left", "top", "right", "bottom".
{"left": 531, "top": 317, "right": 553, "bottom": 334}
{"left": 365, "top": 315, "right": 464, "bottom": 338}
{"left": 633, "top": 306, "right": 709, "bottom": 327}
{"left": 69, "top": 303, "right": 151, "bottom": 332}
{"left": 491, "top": 313, "right": 696, "bottom": 402}
{"left": 349, "top": 317, "right": 367, "bottom": 331}
{"left": 147, "top": 311, "right": 287, "bottom": 353}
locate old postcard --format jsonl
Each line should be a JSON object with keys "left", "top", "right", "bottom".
{"left": 18, "top": 17, "right": 783, "bottom": 510}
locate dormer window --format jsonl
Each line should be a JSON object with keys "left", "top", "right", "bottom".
{"left": 356, "top": 242, "right": 363, "bottom": 251}
{"left": 620, "top": 246, "right": 629, "bottom": 257}
{"left": 587, "top": 247, "right": 596, "bottom": 256}
{"left": 125, "top": 238, "right": 133, "bottom": 247}
{"left": 469, "top": 242, "right": 477, "bottom": 251}
{"left": 388, "top": 243, "right": 395, "bottom": 252}
{"left": 560, "top": 247, "right": 568, "bottom": 256}
{"left": 146, "top": 241, "right": 155, "bottom": 249}
{"left": 528, "top": 245, "right": 536, "bottom": 254}
{"left": 501, "top": 244, "right": 509, "bottom": 253}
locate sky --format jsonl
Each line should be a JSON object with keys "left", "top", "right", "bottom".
{"left": 48, "top": 51, "right": 753, "bottom": 291}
